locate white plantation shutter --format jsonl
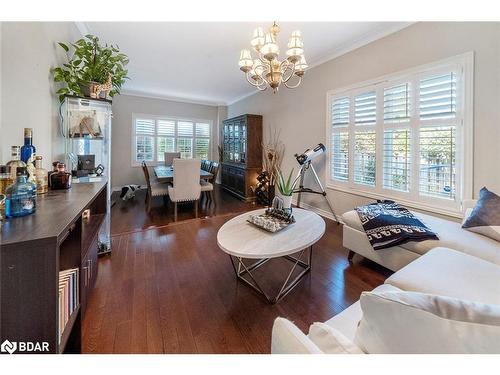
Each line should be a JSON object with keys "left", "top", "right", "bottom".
{"left": 135, "top": 118, "right": 155, "bottom": 162}
{"left": 158, "top": 120, "right": 175, "bottom": 136}
{"left": 135, "top": 118, "right": 155, "bottom": 134}
{"left": 383, "top": 129, "right": 411, "bottom": 192}
{"left": 332, "top": 97, "right": 349, "bottom": 126}
{"left": 331, "top": 96, "right": 350, "bottom": 182}
{"left": 419, "top": 72, "right": 457, "bottom": 120}
{"left": 195, "top": 123, "right": 210, "bottom": 137}
{"left": 157, "top": 120, "right": 176, "bottom": 161}
{"left": 354, "top": 130, "right": 376, "bottom": 186}
{"left": 419, "top": 126, "right": 456, "bottom": 199}
{"left": 178, "top": 121, "right": 194, "bottom": 137}
{"left": 384, "top": 83, "right": 411, "bottom": 123}
{"left": 331, "top": 132, "right": 349, "bottom": 181}
{"left": 355, "top": 91, "right": 376, "bottom": 125}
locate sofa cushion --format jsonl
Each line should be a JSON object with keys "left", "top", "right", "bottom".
{"left": 354, "top": 290, "right": 500, "bottom": 353}
{"left": 462, "top": 187, "right": 500, "bottom": 242}
{"left": 342, "top": 209, "right": 500, "bottom": 265}
{"left": 308, "top": 323, "right": 364, "bottom": 354}
{"left": 324, "top": 284, "right": 402, "bottom": 341}
{"left": 385, "top": 247, "right": 500, "bottom": 305}
{"left": 271, "top": 317, "right": 322, "bottom": 354}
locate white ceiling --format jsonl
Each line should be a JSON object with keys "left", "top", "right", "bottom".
{"left": 84, "top": 22, "right": 411, "bottom": 106}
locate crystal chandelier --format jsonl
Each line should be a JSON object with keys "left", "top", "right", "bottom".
{"left": 238, "top": 22, "right": 308, "bottom": 93}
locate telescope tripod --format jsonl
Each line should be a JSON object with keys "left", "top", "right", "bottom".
{"left": 293, "top": 161, "right": 339, "bottom": 223}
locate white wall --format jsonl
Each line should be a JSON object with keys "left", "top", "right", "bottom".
{"left": 110, "top": 94, "right": 223, "bottom": 188}
{"left": 0, "top": 22, "right": 81, "bottom": 165}
{"left": 228, "top": 22, "right": 500, "bottom": 219}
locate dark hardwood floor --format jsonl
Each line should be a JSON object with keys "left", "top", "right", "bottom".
{"left": 110, "top": 185, "right": 259, "bottom": 235}
{"left": 82, "top": 185, "right": 392, "bottom": 353}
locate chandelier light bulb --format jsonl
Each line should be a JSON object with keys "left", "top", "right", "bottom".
{"left": 286, "top": 30, "right": 304, "bottom": 63}
{"left": 250, "top": 27, "right": 265, "bottom": 51}
{"left": 238, "top": 49, "right": 253, "bottom": 72}
{"left": 294, "top": 54, "right": 309, "bottom": 76}
{"left": 260, "top": 32, "right": 279, "bottom": 61}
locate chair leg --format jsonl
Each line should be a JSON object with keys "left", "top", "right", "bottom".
{"left": 174, "top": 202, "right": 177, "bottom": 221}
{"left": 194, "top": 200, "right": 198, "bottom": 218}
{"left": 348, "top": 250, "right": 355, "bottom": 262}
{"left": 146, "top": 193, "right": 151, "bottom": 213}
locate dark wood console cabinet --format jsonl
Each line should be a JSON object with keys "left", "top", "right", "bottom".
{"left": 0, "top": 182, "right": 106, "bottom": 353}
{"left": 221, "top": 114, "right": 262, "bottom": 201}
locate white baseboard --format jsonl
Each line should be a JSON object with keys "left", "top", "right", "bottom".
{"left": 291, "top": 198, "right": 344, "bottom": 224}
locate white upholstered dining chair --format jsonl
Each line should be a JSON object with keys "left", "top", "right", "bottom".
{"left": 164, "top": 152, "right": 181, "bottom": 166}
{"left": 168, "top": 158, "right": 202, "bottom": 221}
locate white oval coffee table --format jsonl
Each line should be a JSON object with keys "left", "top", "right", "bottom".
{"left": 217, "top": 208, "right": 325, "bottom": 303}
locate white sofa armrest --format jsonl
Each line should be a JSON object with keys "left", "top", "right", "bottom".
{"left": 271, "top": 318, "right": 323, "bottom": 354}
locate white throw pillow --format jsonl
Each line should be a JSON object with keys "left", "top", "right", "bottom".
{"left": 308, "top": 322, "right": 364, "bottom": 354}
{"left": 271, "top": 317, "right": 323, "bottom": 354}
{"left": 354, "top": 290, "right": 500, "bottom": 354}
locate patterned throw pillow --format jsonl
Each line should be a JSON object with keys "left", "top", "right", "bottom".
{"left": 462, "top": 187, "right": 500, "bottom": 242}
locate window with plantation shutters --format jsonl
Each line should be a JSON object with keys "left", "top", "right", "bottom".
{"left": 133, "top": 115, "right": 212, "bottom": 165}
{"left": 327, "top": 53, "right": 473, "bottom": 216}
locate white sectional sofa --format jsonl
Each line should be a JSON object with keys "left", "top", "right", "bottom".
{"left": 271, "top": 204, "right": 500, "bottom": 354}
{"left": 342, "top": 201, "right": 500, "bottom": 271}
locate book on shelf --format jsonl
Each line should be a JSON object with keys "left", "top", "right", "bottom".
{"left": 58, "top": 268, "right": 79, "bottom": 343}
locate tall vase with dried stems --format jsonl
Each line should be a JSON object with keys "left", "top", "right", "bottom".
{"left": 262, "top": 127, "right": 285, "bottom": 205}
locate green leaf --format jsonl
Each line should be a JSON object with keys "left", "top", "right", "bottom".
{"left": 58, "top": 42, "right": 69, "bottom": 52}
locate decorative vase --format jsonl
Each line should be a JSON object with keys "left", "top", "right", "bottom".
{"left": 267, "top": 184, "right": 276, "bottom": 206}
{"left": 79, "top": 82, "right": 108, "bottom": 99}
{"left": 281, "top": 194, "right": 293, "bottom": 214}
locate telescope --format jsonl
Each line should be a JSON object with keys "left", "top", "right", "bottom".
{"left": 293, "top": 143, "right": 338, "bottom": 223}
{"left": 294, "top": 143, "right": 326, "bottom": 165}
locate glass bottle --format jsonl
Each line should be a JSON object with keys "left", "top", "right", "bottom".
{"left": 21, "top": 128, "right": 36, "bottom": 163}
{"left": 47, "top": 161, "right": 59, "bottom": 188}
{"left": 6, "top": 146, "right": 26, "bottom": 181}
{"left": 0, "top": 165, "right": 13, "bottom": 220}
{"left": 5, "top": 167, "right": 37, "bottom": 218}
{"left": 50, "top": 163, "right": 72, "bottom": 190}
{"left": 0, "top": 165, "right": 13, "bottom": 195}
{"left": 34, "top": 156, "right": 48, "bottom": 194}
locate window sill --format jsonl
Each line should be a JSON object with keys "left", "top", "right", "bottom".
{"left": 326, "top": 184, "right": 464, "bottom": 219}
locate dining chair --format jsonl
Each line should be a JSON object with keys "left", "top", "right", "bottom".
{"left": 168, "top": 158, "right": 202, "bottom": 221}
{"left": 164, "top": 152, "right": 181, "bottom": 166}
{"left": 201, "top": 161, "right": 219, "bottom": 204}
{"left": 141, "top": 161, "right": 169, "bottom": 213}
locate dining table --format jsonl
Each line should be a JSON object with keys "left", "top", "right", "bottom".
{"left": 153, "top": 165, "right": 213, "bottom": 183}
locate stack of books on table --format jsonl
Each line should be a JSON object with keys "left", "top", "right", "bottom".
{"left": 58, "top": 268, "right": 79, "bottom": 343}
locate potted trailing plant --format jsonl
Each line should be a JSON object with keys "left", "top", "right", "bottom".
{"left": 277, "top": 168, "right": 298, "bottom": 213}
{"left": 53, "top": 34, "right": 129, "bottom": 102}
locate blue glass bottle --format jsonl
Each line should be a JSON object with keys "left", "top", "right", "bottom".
{"left": 5, "top": 166, "right": 37, "bottom": 218}
{"left": 20, "top": 128, "right": 36, "bottom": 163}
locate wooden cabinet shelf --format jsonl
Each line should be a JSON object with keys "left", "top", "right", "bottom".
{"left": 221, "top": 114, "right": 262, "bottom": 201}
{"left": 0, "top": 182, "right": 107, "bottom": 354}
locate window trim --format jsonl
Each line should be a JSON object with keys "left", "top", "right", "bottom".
{"left": 131, "top": 113, "right": 213, "bottom": 167}
{"left": 325, "top": 52, "right": 474, "bottom": 218}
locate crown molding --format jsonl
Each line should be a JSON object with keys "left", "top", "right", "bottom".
{"left": 120, "top": 89, "right": 227, "bottom": 107}
{"left": 227, "top": 22, "right": 415, "bottom": 106}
